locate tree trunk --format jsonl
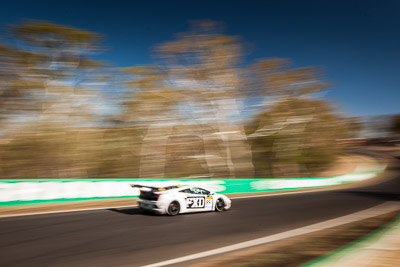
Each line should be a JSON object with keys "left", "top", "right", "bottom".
{"left": 139, "top": 124, "right": 173, "bottom": 178}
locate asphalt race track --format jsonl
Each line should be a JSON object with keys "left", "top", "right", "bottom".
{"left": 1, "top": 152, "right": 399, "bottom": 267}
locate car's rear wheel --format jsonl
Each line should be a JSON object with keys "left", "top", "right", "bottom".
{"left": 167, "top": 201, "right": 180, "bottom": 216}
{"left": 215, "top": 198, "right": 225, "bottom": 212}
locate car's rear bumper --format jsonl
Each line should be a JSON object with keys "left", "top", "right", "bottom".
{"left": 138, "top": 199, "right": 166, "bottom": 214}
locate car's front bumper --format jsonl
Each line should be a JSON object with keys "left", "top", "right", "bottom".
{"left": 223, "top": 198, "right": 232, "bottom": 210}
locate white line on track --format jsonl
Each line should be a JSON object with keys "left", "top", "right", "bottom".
{"left": 142, "top": 201, "right": 400, "bottom": 267}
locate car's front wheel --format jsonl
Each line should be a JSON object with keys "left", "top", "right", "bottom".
{"left": 215, "top": 198, "right": 225, "bottom": 212}
{"left": 167, "top": 201, "right": 180, "bottom": 216}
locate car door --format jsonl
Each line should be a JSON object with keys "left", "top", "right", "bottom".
{"left": 185, "top": 187, "right": 213, "bottom": 212}
{"left": 178, "top": 188, "right": 202, "bottom": 213}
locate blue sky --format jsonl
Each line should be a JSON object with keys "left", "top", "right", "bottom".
{"left": 1, "top": 0, "right": 399, "bottom": 117}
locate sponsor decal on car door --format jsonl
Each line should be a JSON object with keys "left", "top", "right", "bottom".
{"left": 186, "top": 196, "right": 205, "bottom": 209}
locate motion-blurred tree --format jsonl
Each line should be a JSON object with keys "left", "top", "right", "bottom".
{"left": 0, "top": 19, "right": 362, "bottom": 179}
{"left": 10, "top": 20, "right": 106, "bottom": 126}
{"left": 121, "top": 66, "right": 181, "bottom": 123}
{"left": 390, "top": 114, "right": 400, "bottom": 136}
{"left": 247, "top": 98, "right": 358, "bottom": 177}
{"left": 243, "top": 58, "right": 333, "bottom": 176}
{"left": 0, "top": 43, "right": 44, "bottom": 126}
{"left": 0, "top": 21, "right": 111, "bottom": 178}
{"left": 121, "top": 65, "right": 182, "bottom": 178}
{"left": 155, "top": 20, "right": 254, "bottom": 178}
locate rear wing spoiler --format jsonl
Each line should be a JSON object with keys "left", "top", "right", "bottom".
{"left": 130, "top": 184, "right": 160, "bottom": 191}
{"left": 130, "top": 184, "right": 158, "bottom": 189}
{"left": 130, "top": 184, "right": 184, "bottom": 191}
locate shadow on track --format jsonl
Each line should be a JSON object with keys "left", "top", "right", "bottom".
{"left": 107, "top": 207, "right": 159, "bottom": 216}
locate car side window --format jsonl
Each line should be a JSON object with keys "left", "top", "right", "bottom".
{"left": 190, "top": 187, "right": 210, "bottom": 195}
{"left": 179, "top": 189, "right": 191, "bottom": 193}
{"left": 190, "top": 188, "right": 200, "bottom": 194}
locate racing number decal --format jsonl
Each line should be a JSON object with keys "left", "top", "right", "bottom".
{"left": 205, "top": 197, "right": 213, "bottom": 209}
{"left": 187, "top": 197, "right": 205, "bottom": 208}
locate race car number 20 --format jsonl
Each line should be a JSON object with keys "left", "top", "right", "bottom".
{"left": 187, "top": 197, "right": 205, "bottom": 208}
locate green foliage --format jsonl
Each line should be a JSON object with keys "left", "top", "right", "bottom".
{"left": 246, "top": 58, "right": 329, "bottom": 97}
{"left": 247, "top": 97, "right": 359, "bottom": 177}
{"left": 10, "top": 20, "right": 101, "bottom": 50}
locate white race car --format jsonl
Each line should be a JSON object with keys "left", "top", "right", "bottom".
{"left": 131, "top": 184, "right": 231, "bottom": 216}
